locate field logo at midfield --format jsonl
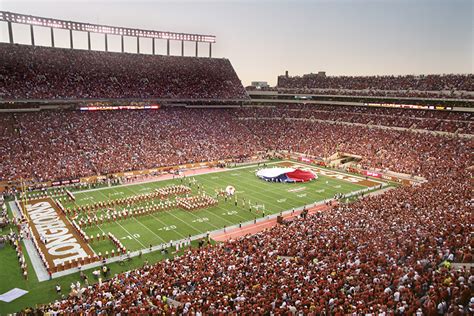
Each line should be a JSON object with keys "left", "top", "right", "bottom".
{"left": 24, "top": 198, "right": 95, "bottom": 267}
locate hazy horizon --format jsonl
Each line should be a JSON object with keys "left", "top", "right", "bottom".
{"left": 1, "top": 0, "right": 472, "bottom": 86}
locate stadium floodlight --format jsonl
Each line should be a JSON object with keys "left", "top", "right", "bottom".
{"left": 0, "top": 11, "right": 216, "bottom": 43}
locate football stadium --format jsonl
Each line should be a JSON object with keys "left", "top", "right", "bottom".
{"left": 0, "top": 1, "right": 473, "bottom": 315}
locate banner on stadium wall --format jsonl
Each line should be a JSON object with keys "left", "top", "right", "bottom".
{"left": 363, "top": 102, "right": 452, "bottom": 111}
{"left": 298, "top": 156, "right": 313, "bottom": 163}
{"left": 350, "top": 167, "right": 414, "bottom": 185}
{"left": 79, "top": 104, "right": 160, "bottom": 111}
{"left": 362, "top": 170, "right": 382, "bottom": 178}
{"left": 296, "top": 156, "right": 326, "bottom": 167}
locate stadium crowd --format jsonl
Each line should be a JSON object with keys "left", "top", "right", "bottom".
{"left": 0, "top": 108, "right": 260, "bottom": 182}
{"left": 1, "top": 106, "right": 472, "bottom": 183}
{"left": 0, "top": 102, "right": 468, "bottom": 314}
{"left": 23, "top": 124, "right": 473, "bottom": 314}
{"left": 235, "top": 104, "right": 474, "bottom": 133}
{"left": 0, "top": 22, "right": 472, "bottom": 316}
{"left": 276, "top": 73, "right": 474, "bottom": 99}
{"left": 252, "top": 87, "right": 474, "bottom": 99}
{"left": 0, "top": 43, "right": 248, "bottom": 100}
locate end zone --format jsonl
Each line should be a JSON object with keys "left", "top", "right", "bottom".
{"left": 18, "top": 198, "right": 96, "bottom": 279}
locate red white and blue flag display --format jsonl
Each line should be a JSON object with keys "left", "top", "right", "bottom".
{"left": 256, "top": 167, "right": 317, "bottom": 183}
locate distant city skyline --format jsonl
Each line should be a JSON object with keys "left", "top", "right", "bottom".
{"left": 0, "top": 0, "right": 472, "bottom": 86}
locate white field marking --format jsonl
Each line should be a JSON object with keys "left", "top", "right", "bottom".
{"left": 315, "top": 189, "right": 325, "bottom": 193}
{"left": 166, "top": 209, "right": 220, "bottom": 230}
{"left": 200, "top": 205, "right": 243, "bottom": 225}
{"left": 116, "top": 220, "right": 146, "bottom": 248}
{"left": 94, "top": 223, "right": 106, "bottom": 236}
{"left": 82, "top": 159, "right": 372, "bottom": 227}
{"left": 193, "top": 176, "right": 261, "bottom": 223}
{"left": 297, "top": 193, "right": 307, "bottom": 198}
{"left": 68, "top": 160, "right": 284, "bottom": 195}
{"left": 205, "top": 173, "right": 309, "bottom": 216}
{"left": 109, "top": 191, "right": 124, "bottom": 197}
{"left": 121, "top": 183, "right": 200, "bottom": 237}
{"left": 83, "top": 162, "right": 378, "bottom": 249}
{"left": 252, "top": 204, "right": 265, "bottom": 210}
{"left": 157, "top": 225, "right": 177, "bottom": 231}
{"left": 131, "top": 216, "right": 166, "bottom": 243}
{"left": 139, "top": 187, "right": 152, "bottom": 191}
{"left": 92, "top": 189, "right": 147, "bottom": 248}
{"left": 235, "top": 191, "right": 245, "bottom": 193}
{"left": 287, "top": 187, "right": 306, "bottom": 193}
{"left": 154, "top": 211, "right": 199, "bottom": 237}
{"left": 120, "top": 183, "right": 208, "bottom": 236}
{"left": 71, "top": 159, "right": 379, "bottom": 200}
{"left": 121, "top": 234, "right": 141, "bottom": 240}
{"left": 228, "top": 173, "right": 307, "bottom": 208}
{"left": 150, "top": 213, "right": 187, "bottom": 239}
{"left": 79, "top": 196, "right": 94, "bottom": 201}
{"left": 229, "top": 161, "right": 373, "bottom": 210}
{"left": 191, "top": 217, "right": 209, "bottom": 223}
{"left": 333, "top": 185, "right": 341, "bottom": 189}
{"left": 210, "top": 172, "right": 309, "bottom": 210}
{"left": 277, "top": 198, "right": 287, "bottom": 203}
{"left": 211, "top": 176, "right": 219, "bottom": 179}
{"left": 230, "top": 173, "right": 241, "bottom": 176}
{"left": 222, "top": 210, "right": 238, "bottom": 216}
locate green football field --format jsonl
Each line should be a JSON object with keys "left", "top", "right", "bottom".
{"left": 0, "top": 160, "right": 388, "bottom": 314}
{"left": 59, "top": 160, "right": 380, "bottom": 255}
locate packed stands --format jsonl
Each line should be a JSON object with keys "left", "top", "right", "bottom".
{"left": 235, "top": 104, "right": 474, "bottom": 134}
{"left": 1, "top": 10, "right": 472, "bottom": 316}
{"left": 276, "top": 73, "right": 474, "bottom": 99}
{"left": 20, "top": 107, "right": 473, "bottom": 314}
{"left": 1, "top": 105, "right": 473, "bottom": 183}
{"left": 0, "top": 108, "right": 259, "bottom": 182}
{"left": 0, "top": 43, "right": 248, "bottom": 100}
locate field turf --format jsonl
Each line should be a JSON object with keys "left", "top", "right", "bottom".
{"left": 0, "top": 161, "right": 384, "bottom": 314}
{"left": 62, "top": 161, "right": 373, "bottom": 254}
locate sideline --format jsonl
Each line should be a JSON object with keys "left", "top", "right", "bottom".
{"left": 9, "top": 201, "right": 50, "bottom": 282}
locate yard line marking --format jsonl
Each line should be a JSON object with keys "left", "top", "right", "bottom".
{"left": 63, "top": 161, "right": 382, "bottom": 257}
{"left": 155, "top": 211, "right": 198, "bottom": 236}
{"left": 127, "top": 184, "right": 217, "bottom": 234}
{"left": 71, "top": 161, "right": 284, "bottom": 195}
{"left": 121, "top": 184, "right": 196, "bottom": 238}
{"left": 94, "top": 223, "right": 106, "bottom": 235}
{"left": 166, "top": 209, "right": 220, "bottom": 230}
{"left": 92, "top": 189, "right": 147, "bottom": 248}
{"left": 149, "top": 213, "right": 187, "bottom": 239}
{"left": 71, "top": 160, "right": 383, "bottom": 248}
{"left": 100, "top": 167, "right": 355, "bottom": 223}
{"left": 208, "top": 202, "right": 255, "bottom": 224}
{"left": 132, "top": 216, "right": 167, "bottom": 244}
{"left": 116, "top": 220, "right": 146, "bottom": 248}
{"left": 198, "top": 174, "right": 297, "bottom": 211}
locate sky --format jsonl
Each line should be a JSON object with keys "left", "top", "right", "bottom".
{"left": 0, "top": 0, "right": 472, "bottom": 86}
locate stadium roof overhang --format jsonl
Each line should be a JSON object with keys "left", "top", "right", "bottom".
{"left": 0, "top": 11, "right": 216, "bottom": 43}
